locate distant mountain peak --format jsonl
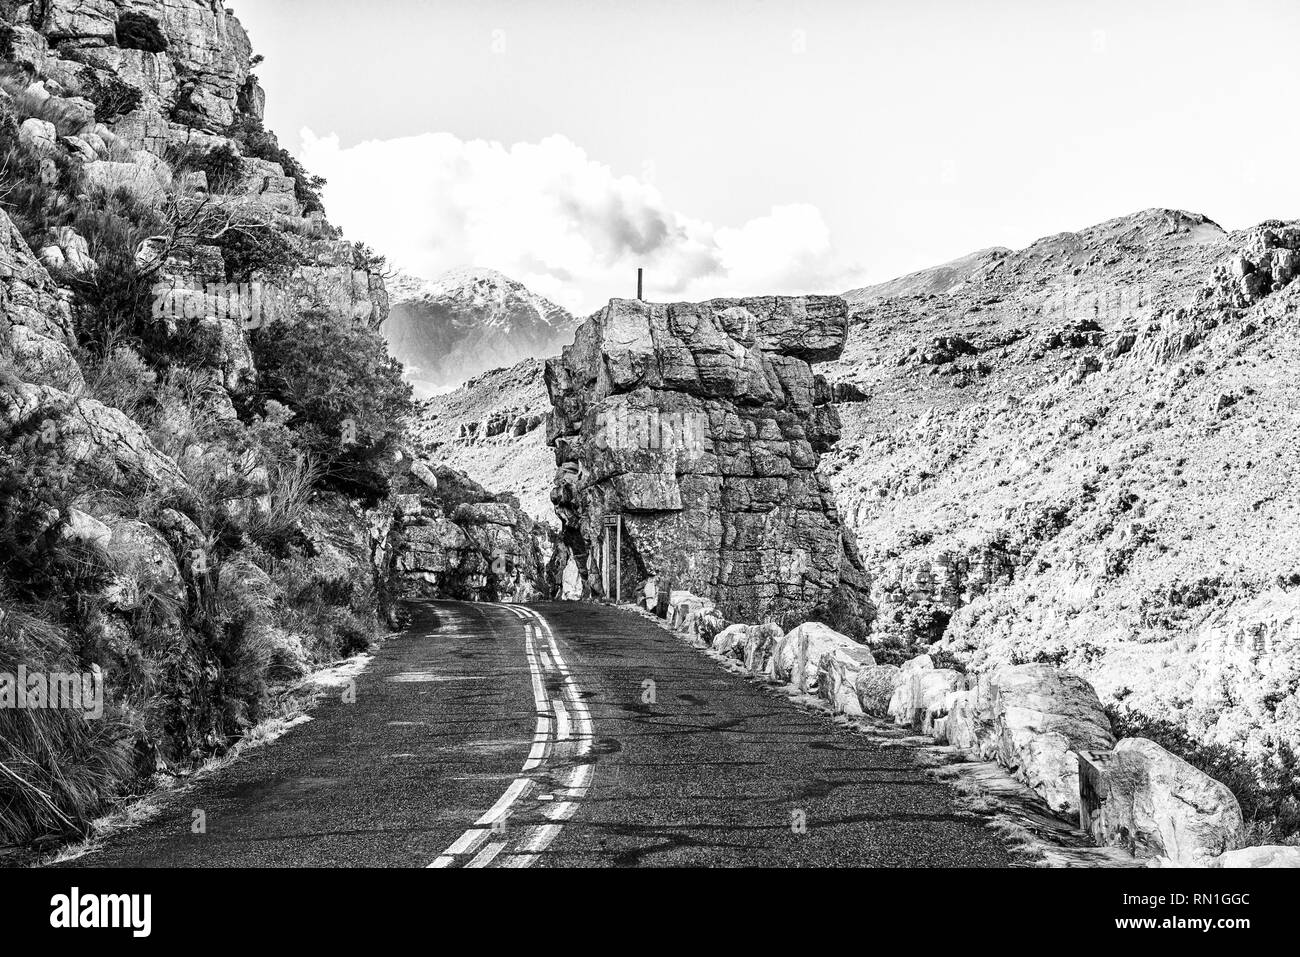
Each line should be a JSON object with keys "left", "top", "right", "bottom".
{"left": 384, "top": 269, "right": 577, "bottom": 395}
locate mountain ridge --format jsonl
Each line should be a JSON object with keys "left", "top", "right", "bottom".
{"left": 384, "top": 267, "right": 578, "bottom": 396}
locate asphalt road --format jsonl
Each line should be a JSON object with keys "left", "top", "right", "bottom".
{"left": 68, "top": 600, "right": 1017, "bottom": 868}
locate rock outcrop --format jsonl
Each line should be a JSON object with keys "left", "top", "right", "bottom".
{"left": 410, "top": 358, "right": 557, "bottom": 523}
{"left": 546, "top": 295, "right": 871, "bottom": 629}
{"left": 772, "top": 621, "right": 873, "bottom": 693}
{"left": 1079, "top": 737, "right": 1244, "bottom": 864}
{"left": 387, "top": 461, "right": 556, "bottom": 603}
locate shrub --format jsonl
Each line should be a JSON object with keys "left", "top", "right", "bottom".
{"left": 215, "top": 218, "right": 303, "bottom": 282}
{"left": 78, "top": 68, "right": 142, "bottom": 123}
{"left": 0, "top": 114, "right": 80, "bottom": 248}
{"left": 353, "top": 242, "right": 389, "bottom": 275}
{"left": 58, "top": 196, "right": 161, "bottom": 359}
{"left": 167, "top": 142, "right": 243, "bottom": 194}
{"left": 78, "top": 343, "right": 157, "bottom": 419}
{"left": 244, "top": 453, "right": 320, "bottom": 553}
{"left": 248, "top": 313, "right": 413, "bottom": 502}
{"left": 115, "top": 11, "right": 168, "bottom": 54}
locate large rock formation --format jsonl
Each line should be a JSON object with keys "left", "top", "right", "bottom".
{"left": 385, "top": 462, "right": 557, "bottom": 603}
{"left": 546, "top": 295, "right": 870, "bottom": 629}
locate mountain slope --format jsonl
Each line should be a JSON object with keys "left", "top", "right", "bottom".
{"left": 843, "top": 246, "right": 1012, "bottom": 310}
{"left": 825, "top": 208, "right": 1300, "bottom": 763}
{"left": 410, "top": 358, "right": 555, "bottom": 522}
{"left": 385, "top": 268, "right": 577, "bottom": 396}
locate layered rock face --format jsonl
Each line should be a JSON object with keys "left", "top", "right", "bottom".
{"left": 3, "top": 1, "right": 388, "bottom": 335}
{"left": 546, "top": 296, "right": 870, "bottom": 628}
{"left": 385, "top": 462, "right": 557, "bottom": 603}
{"left": 410, "top": 358, "right": 556, "bottom": 521}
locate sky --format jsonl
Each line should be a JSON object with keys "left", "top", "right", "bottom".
{"left": 237, "top": 0, "right": 1300, "bottom": 315}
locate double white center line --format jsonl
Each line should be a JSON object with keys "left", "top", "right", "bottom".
{"left": 429, "top": 605, "right": 594, "bottom": 868}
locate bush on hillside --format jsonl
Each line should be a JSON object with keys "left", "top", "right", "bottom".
{"left": 115, "top": 11, "right": 168, "bottom": 54}
{"left": 78, "top": 68, "right": 142, "bottom": 123}
{"left": 0, "top": 112, "right": 80, "bottom": 247}
{"left": 248, "top": 312, "right": 413, "bottom": 502}
{"left": 167, "top": 141, "right": 244, "bottom": 194}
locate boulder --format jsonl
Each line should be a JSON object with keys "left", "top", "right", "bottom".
{"left": 18, "top": 118, "right": 57, "bottom": 154}
{"left": 940, "top": 689, "right": 981, "bottom": 749}
{"left": 773, "top": 622, "right": 873, "bottom": 692}
{"left": 59, "top": 508, "right": 112, "bottom": 551}
{"left": 2, "top": 324, "right": 83, "bottom": 393}
{"left": 409, "top": 459, "right": 439, "bottom": 492}
{"left": 817, "top": 649, "right": 866, "bottom": 716}
{"left": 106, "top": 520, "right": 183, "bottom": 603}
{"left": 986, "top": 664, "right": 1115, "bottom": 816}
{"left": 712, "top": 623, "right": 752, "bottom": 659}
{"left": 899, "top": 654, "right": 934, "bottom": 679}
{"left": 669, "top": 592, "right": 726, "bottom": 640}
{"left": 1079, "top": 738, "right": 1244, "bottom": 865}
{"left": 741, "top": 623, "right": 785, "bottom": 673}
{"left": 888, "top": 667, "right": 963, "bottom": 728}
{"left": 713, "top": 622, "right": 784, "bottom": 664}
{"left": 0, "top": 382, "right": 184, "bottom": 489}
{"left": 990, "top": 665, "right": 1115, "bottom": 811}
{"left": 854, "top": 664, "right": 900, "bottom": 716}
{"left": 1210, "top": 846, "right": 1300, "bottom": 869}
{"left": 44, "top": 227, "right": 96, "bottom": 273}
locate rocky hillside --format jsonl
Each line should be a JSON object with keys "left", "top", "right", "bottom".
{"left": 410, "top": 358, "right": 554, "bottom": 521}
{"left": 385, "top": 268, "right": 577, "bottom": 396}
{"left": 824, "top": 208, "right": 1300, "bottom": 770}
{"left": 0, "top": 0, "right": 541, "bottom": 847}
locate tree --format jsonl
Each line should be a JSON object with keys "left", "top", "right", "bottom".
{"left": 248, "top": 313, "right": 413, "bottom": 502}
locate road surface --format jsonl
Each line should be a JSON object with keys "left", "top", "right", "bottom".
{"left": 68, "top": 601, "right": 1017, "bottom": 868}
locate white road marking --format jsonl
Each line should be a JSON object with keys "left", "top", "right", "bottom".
{"left": 465, "top": 840, "right": 509, "bottom": 868}
{"left": 428, "top": 604, "right": 595, "bottom": 868}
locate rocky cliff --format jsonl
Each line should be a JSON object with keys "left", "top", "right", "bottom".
{"left": 0, "top": 0, "right": 421, "bottom": 845}
{"left": 546, "top": 295, "right": 871, "bottom": 629}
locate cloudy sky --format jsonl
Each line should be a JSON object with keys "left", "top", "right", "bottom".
{"left": 239, "top": 0, "right": 1299, "bottom": 315}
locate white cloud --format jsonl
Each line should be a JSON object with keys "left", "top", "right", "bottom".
{"left": 297, "top": 129, "right": 858, "bottom": 315}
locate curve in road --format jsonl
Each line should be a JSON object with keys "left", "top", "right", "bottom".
{"left": 66, "top": 600, "right": 1018, "bottom": 868}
